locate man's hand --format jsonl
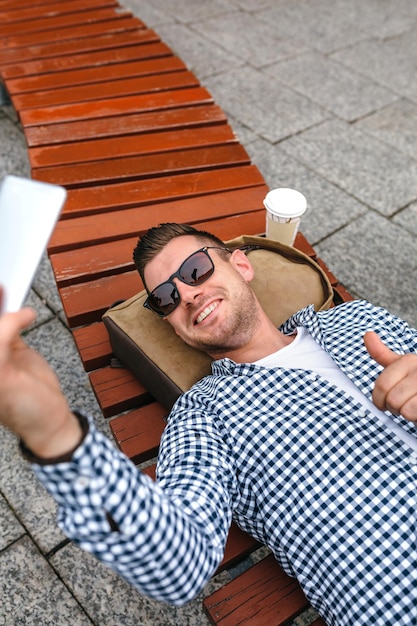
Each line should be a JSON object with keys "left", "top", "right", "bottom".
{"left": 0, "top": 298, "right": 83, "bottom": 458}
{"left": 364, "top": 331, "right": 417, "bottom": 423}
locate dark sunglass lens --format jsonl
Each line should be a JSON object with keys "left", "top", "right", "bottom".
{"left": 180, "top": 251, "right": 213, "bottom": 284}
{"left": 149, "top": 282, "right": 179, "bottom": 315}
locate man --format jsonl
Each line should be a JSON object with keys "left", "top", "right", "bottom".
{"left": 0, "top": 223, "right": 416, "bottom": 625}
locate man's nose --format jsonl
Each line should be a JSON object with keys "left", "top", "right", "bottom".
{"left": 174, "top": 278, "right": 203, "bottom": 306}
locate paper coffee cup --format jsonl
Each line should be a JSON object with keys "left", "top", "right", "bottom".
{"left": 263, "top": 188, "right": 307, "bottom": 246}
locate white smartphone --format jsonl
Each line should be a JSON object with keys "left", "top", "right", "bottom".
{"left": 0, "top": 175, "right": 67, "bottom": 313}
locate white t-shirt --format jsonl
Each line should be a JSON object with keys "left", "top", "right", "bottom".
{"left": 256, "top": 327, "right": 417, "bottom": 451}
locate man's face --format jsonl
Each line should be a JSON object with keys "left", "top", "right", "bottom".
{"left": 143, "top": 235, "right": 260, "bottom": 358}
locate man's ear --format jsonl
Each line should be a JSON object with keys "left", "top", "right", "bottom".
{"left": 229, "top": 249, "right": 255, "bottom": 282}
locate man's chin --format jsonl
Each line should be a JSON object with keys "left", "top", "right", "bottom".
{"left": 180, "top": 331, "right": 229, "bottom": 356}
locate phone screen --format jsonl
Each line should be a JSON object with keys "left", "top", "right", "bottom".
{"left": 0, "top": 175, "right": 67, "bottom": 313}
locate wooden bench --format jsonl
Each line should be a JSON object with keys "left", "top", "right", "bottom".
{"left": 0, "top": 2, "right": 352, "bottom": 624}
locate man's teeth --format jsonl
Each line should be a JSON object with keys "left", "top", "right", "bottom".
{"left": 196, "top": 303, "right": 217, "bottom": 324}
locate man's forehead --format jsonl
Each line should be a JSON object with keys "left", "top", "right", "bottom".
{"left": 144, "top": 234, "right": 202, "bottom": 286}
{"left": 158, "top": 234, "right": 203, "bottom": 262}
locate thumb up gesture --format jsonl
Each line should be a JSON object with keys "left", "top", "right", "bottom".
{"left": 364, "top": 331, "right": 417, "bottom": 423}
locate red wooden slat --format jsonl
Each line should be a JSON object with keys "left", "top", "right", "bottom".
{"left": 89, "top": 365, "right": 152, "bottom": 418}
{"left": 2, "top": 41, "right": 172, "bottom": 80}
{"left": 0, "top": 0, "right": 65, "bottom": 9}
{"left": 220, "top": 525, "right": 260, "bottom": 572}
{"left": 25, "top": 104, "right": 227, "bottom": 147}
{"left": 50, "top": 237, "right": 139, "bottom": 287}
{"left": 109, "top": 402, "right": 167, "bottom": 462}
{"left": 0, "top": 28, "right": 159, "bottom": 66}
{"left": 57, "top": 167, "right": 265, "bottom": 216}
{"left": 72, "top": 322, "right": 112, "bottom": 371}
{"left": 0, "top": 9, "right": 136, "bottom": 48}
{"left": 29, "top": 125, "right": 237, "bottom": 167}
{"left": 203, "top": 554, "right": 310, "bottom": 626}
{"left": 0, "top": 0, "right": 94, "bottom": 11}
{"left": 32, "top": 144, "right": 251, "bottom": 188}
{"left": 59, "top": 270, "right": 141, "bottom": 327}
{"left": 19, "top": 87, "right": 213, "bottom": 125}
{"left": 12, "top": 69, "right": 198, "bottom": 109}
{"left": 0, "top": 0, "right": 118, "bottom": 25}
{"left": 194, "top": 213, "right": 267, "bottom": 244}
{"left": 47, "top": 183, "right": 267, "bottom": 251}
{"left": 0, "top": 15, "right": 142, "bottom": 51}
{"left": 293, "top": 232, "right": 316, "bottom": 257}
{"left": 7, "top": 55, "right": 184, "bottom": 94}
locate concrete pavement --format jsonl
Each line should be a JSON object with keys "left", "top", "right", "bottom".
{"left": 1, "top": 0, "right": 416, "bottom": 624}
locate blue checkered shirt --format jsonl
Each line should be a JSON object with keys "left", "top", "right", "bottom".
{"left": 32, "top": 300, "right": 417, "bottom": 625}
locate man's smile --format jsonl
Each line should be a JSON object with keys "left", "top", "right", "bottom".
{"left": 195, "top": 301, "right": 219, "bottom": 325}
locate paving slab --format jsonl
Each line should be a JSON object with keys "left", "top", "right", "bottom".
{"left": 23, "top": 288, "right": 56, "bottom": 330}
{"left": 127, "top": 0, "right": 236, "bottom": 24}
{"left": 232, "top": 0, "right": 278, "bottom": 9}
{"left": 281, "top": 118, "right": 417, "bottom": 215}
{"left": 355, "top": 99, "right": 417, "bottom": 160}
{"left": 191, "top": 11, "right": 308, "bottom": 68}
{"left": 331, "top": 29, "right": 417, "bottom": 102}
{"left": 121, "top": 0, "right": 176, "bottom": 27}
{"left": 32, "top": 254, "right": 65, "bottom": 321}
{"left": 329, "top": 0, "right": 417, "bottom": 39}
{"left": 151, "top": 22, "right": 243, "bottom": 79}
{"left": 0, "top": 493, "right": 25, "bottom": 551}
{"left": 226, "top": 113, "right": 259, "bottom": 146}
{"left": 0, "top": 424, "right": 64, "bottom": 553}
{"left": 264, "top": 50, "right": 399, "bottom": 122}
{"left": 51, "top": 542, "right": 221, "bottom": 626}
{"left": 256, "top": 0, "right": 370, "bottom": 53}
{"left": 0, "top": 536, "right": 92, "bottom": 626}
{"left": 316, "top": 211, "right": 417, "bottom": 329}
{"left": 204, "top": 65, "right": 329, "bottom": 143}
{"left": 0, "top": 110, "right": 30, "bottom": 180}
{"left": 393, "top": 201, "right": 417, "bottom": 236}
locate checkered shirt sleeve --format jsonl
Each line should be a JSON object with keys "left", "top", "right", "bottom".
{"left": 31, "top": 416, "right": 234, "bottom": 605}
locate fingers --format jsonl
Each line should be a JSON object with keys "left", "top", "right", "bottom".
{"left": 364, "top": 331, "right": 417, "bottom": 421}
{"left": 363, "top": 331, "right": 401, "bottom": 367}
{"left": 0, "top": 308, "right": 36, "bottom": 354}
{"left": 375, "top": 356, "right": 416, "bottom": 410}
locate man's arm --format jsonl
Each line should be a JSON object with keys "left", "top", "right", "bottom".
{"left": 0, "top": 303, "right": 233, "bottom": 605}
{"left": 0, "top": 305, "right": 83, "bottom": 457}
{"left": 364, "top": 331, "right": 417, "bottom": 423}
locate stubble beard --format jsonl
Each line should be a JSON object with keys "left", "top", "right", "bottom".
{"left": 182, "top": 282, "right": 259, "bottom": 358}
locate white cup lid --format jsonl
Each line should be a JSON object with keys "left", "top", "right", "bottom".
{"left": 263, "top": 188, "right": 307, "bottom": 218}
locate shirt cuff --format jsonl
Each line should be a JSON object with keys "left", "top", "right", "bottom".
{"left": 19, "top": 411, "right": 89, "bottom": 466}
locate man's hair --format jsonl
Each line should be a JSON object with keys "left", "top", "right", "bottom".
{"left": 133, "top": 223, "right": 227, "bottom": 287}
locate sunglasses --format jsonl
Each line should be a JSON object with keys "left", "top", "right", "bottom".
{"left": 144, "top": 246, "right": 230, "bottom": 317}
